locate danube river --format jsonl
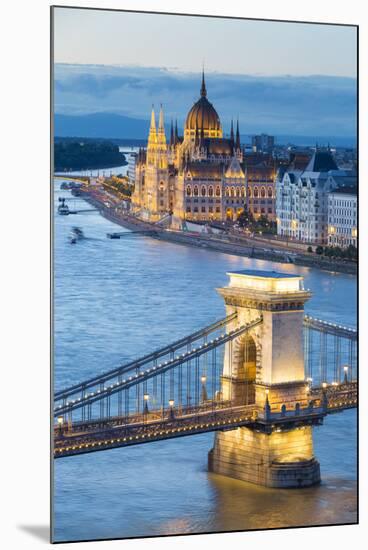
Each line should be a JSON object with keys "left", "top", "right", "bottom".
{"left": 53, "top": 177, "right": 357, "bottom": 542}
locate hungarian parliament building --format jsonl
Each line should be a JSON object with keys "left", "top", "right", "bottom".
{"left": 131, "top": 72, "right": 276, "bottom": 224}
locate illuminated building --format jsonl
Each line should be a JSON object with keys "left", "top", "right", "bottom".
{"left": 275, "top": 148, "right": 355, "bottom": 244}
{"left": 328, "top": 187, "right": 357, "bottom": 248}
{"left": 245, "top": 154, "right": 277, "bottom": 220}
{"left": 132, "top": 71, "right": 246, "bottom": 223}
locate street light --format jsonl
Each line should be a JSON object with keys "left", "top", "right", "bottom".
{"left": 201, "top": 375, "right": 208, "bottom": 403}
{"left": 168, "top": 399, "right": 175, "bottom": 420}
{"left": 265, "top": 388, "right": 270, "bottom": 404}
{"left": 143, "top": 393, "right": 149, "bottom": 417}
{"left": 343, "top": 365, "right": 349, "bottom": 384}
{"left": 57, "top": 416, "right": 63, "bottom": 435}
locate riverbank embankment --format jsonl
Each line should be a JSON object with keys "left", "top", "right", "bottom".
{"left": 76, "top": 189, "right": 357, "bottom": 275}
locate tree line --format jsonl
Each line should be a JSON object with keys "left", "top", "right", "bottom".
{"left": 54, "top": 140, "right": 127, "bottom": 171}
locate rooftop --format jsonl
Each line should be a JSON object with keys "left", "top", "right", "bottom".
{"left": 304, "top": 150, "right": 338, "bottom": 173}
{"left": 227, "top": 269, "right": 301, "bottom": 279}
{"left": 226, "top": 270, "right": 305, "bottom": 293}
{"left": 331, "top": 186, "right": 357, "bottom": 196}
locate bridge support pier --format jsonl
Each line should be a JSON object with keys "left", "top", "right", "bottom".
{"left": 210, "top": 269, "right": 321, "bottom": 488}
{"left": 208, "top": 425, "right": 320, "bottom": 488}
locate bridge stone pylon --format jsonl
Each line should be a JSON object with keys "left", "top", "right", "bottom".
{"left": 208, "top": 269, "right": 321, "bottom": 488}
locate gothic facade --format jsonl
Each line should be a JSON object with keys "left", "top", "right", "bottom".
{"left": 131, "top": 72, "right": 248, "bottom": 223}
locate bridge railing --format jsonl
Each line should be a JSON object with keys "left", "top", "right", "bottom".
{"left": 53, "top": 380, "right": 357, "bottom": 459}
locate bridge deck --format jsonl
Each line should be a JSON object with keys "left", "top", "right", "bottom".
{"left": 54, "top": 383, "right": 356, "bottom": 459}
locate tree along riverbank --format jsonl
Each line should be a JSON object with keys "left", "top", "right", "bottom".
{"left": 54, "top": 140, "right": 127, "bottom": 172}
{"left": 78, "top": 190, "right": 356, "bottom": 275}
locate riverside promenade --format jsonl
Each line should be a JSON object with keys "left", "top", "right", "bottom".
{"left": 72, "top": 186, "right": 357, "bottom": 275}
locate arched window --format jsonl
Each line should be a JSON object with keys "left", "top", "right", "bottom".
{"left": 186, "top": 186, "right": 191, "bottom": 196}
{"left": 225, "top": 187, "right": 230, "bottom": 197}
{"left": 248, "top": 187, "right": 252, "bottom": 198}
{"left": 208, "top": 186, "right": 214, "bottom": 197}
{"left": 236, "top": 188, "right": 240, "bottom": 197}
{"left": 254, "top": 187, "right": 259, "bottom": 198}
{"left": 268, "top": 187, "right": 273, "bottom": 198}
{"left": 230, "top": 187, "right": 234, "bottom": 197}
{"left": 193, "top": 185, "right": 199, "bottom": 196}
{"left": 261, "top": 187, "right": 266, "bottom": 198}
{"left": 241, "top": 187, "right": 245, "bottom": 197}
{"left": 201, "top": 186, "right": 206, "bottom": 197}
{"left": 215, "top": 185, "right": 221, "bottom": 197}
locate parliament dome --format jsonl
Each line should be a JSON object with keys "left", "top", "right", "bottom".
{"left": 184, "top": 72, "right": 222, "bottom": 139}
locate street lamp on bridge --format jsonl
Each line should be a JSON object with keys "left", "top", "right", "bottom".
{"left": 343, "top": 365, "right": 349, "bottom": 384}
{"left": 201, "top": 375, "right": 208, "bottom": 403}
{"left": 57, "top": 416, "right": 63, "bottom": 435}
{"left": 143, "top": 393, "right": 149, "bottom": 418}
{"left": 169, "top": 399, "right": 175, "bottom": 420}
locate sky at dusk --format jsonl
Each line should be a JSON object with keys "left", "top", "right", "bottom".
{"left": 53, "top": 7, "right": 357, "bottom": 139}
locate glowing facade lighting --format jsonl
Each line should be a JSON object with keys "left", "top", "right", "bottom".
{"left": 227, "top": 270, "right": 304, "bottom": 293}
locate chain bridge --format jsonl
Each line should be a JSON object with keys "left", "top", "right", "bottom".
{"left": 53, "top": 269, "right": 357, "bottom": 488}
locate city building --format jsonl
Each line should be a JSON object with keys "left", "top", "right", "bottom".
{"left": 276, "top": 148, "right": 355, "bottom": 244}
{"left": 328, "top": 186, "right": 357, "bottom": 248}
{"left": 132, "top": 72, "right": 247, "bottom": 223}
{"left": 251, "top": 134, "right": 275, "bottom": 153}
{"left": 244, "top": 153, "right": 277, "bottom": 220}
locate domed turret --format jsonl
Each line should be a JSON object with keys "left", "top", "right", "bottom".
{"left": 184, "top": 70, "right": 223, "bottom": 141}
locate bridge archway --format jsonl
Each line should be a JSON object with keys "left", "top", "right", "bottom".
{"left": 223, "top": 330, "right": 261, "bottom": 405}
{"left": 234, "top": 332, "right": 259, "bottom": 404}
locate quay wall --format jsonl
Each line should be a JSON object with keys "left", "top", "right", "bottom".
{"left": 78, "top": 190, "right": 357, "bottom": 275}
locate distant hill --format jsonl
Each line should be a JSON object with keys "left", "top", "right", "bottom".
{"left": 54, "top": 113, "right": 356, "bottom": 148}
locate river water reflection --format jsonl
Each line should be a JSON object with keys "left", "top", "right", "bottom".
{"left": 53, "top": 181, "right": 357, "bottom": 542}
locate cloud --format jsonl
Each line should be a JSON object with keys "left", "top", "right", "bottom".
{"left": 54, "top": 64, "right": 357, "bottom": 137}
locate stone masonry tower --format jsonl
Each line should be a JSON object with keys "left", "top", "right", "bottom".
{"left": 208, "top": 269, "right": 321, "bottom": 488}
